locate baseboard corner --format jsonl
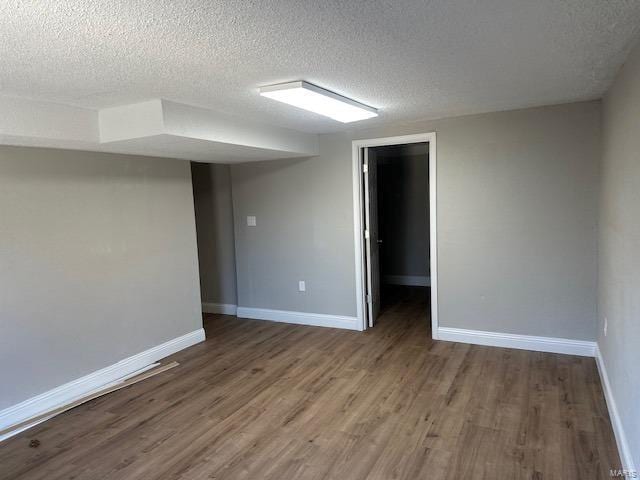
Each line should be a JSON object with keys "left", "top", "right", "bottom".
{"left": 595, "top": 345, "right": 637, "bottom": 473}
{"left": 202, "top": 302, "right": 238, "bottom": 315}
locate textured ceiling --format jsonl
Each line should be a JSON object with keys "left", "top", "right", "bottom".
{"left": 1, "top": 0, "right": 640, "bottom": 134}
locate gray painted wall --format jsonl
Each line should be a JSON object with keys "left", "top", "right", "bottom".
{"left": 598, "top": 41, "right": 640, "bottom": 469}
{"left": 231, "top": 135, "right": 356, "bottom": 316}
{"left": 376, "top": 147, "right": 430, "bottom": 278}
{"left": 192, "top": 163, "right": 238, "bottom": 305}
{"left": 231, "top": 101, "right": 600, "bottom": 340}
{"left": 0, "top": 147, "right": 202, "bottom": 409}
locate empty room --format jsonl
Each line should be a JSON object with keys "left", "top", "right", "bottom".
{"left": 1, "top": 1, "right": 639, "bottom": 479}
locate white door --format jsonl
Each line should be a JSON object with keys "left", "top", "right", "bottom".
{"left": 363, "top": 147, "right": 381, "bottom": 327}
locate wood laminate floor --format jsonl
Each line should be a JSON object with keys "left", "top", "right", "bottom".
{"left": 0, "top": 287, "right": 621, "bottom": 479}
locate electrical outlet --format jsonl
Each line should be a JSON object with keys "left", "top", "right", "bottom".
{"left": 298, "top": 280, "right": 306, "bottom": 292}
{"left": 247, "top": 215, "right": 256, "bottom": 227}
{"left": 604, "top": 317, "right": 608, "bottom": 336}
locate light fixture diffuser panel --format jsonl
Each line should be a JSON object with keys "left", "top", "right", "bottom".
{"left": 259, "top": 81, "right": 378, "bottom": 123}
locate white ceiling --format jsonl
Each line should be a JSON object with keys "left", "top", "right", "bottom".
{"left": 1, "top": 0, "right": 639, "bottom": 157}
{"left": 0, "top": 96, "right": 319, "bottom": 163}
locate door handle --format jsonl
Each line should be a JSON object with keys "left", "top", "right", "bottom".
{"left": 377, "top": 239, "right": 383, "bottom": 244}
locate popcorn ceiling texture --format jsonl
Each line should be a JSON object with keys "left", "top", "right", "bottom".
{"left": 1, "top": 0, "right": 639, "bottom": 133}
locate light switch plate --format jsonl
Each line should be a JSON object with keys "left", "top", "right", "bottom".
{"left": 247, "top": 215, "right": 256, "bottom": 227}
{"left": 298, "top": 280, "right": 306, "bottom": 292}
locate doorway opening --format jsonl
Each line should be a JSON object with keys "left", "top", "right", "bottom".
{"left": 352, "top": 133, "right": 438, "bottom": 337}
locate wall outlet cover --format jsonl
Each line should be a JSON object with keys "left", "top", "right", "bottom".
{"left": 247, "top": 215, "right": 256, "bottom": 227}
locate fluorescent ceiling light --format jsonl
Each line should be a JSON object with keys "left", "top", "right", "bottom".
{"left": 259, "top": 81, "right": 378, "bottom": 123}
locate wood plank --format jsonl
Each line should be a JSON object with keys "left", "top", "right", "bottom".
{"left": 0, "top": 362, "right": 178, "bottom": 438}
{"left": 0, "top": 287, "right": 621, "bottom": 480}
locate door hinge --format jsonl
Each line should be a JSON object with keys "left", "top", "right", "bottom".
{"left": 362, "top": 163, "right": 368, "bottom": 173}
{"left": 364, "top": 230, "right": 370, "bottom": 239}
{"left": 366, "top": 294, "right": 371, "bottom": 303}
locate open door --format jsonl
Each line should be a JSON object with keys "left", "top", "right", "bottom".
{"left": 363, "top": 147, "right": 380, "bottom": 327}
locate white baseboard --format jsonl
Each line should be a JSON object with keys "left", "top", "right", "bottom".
{"left": 382, "top": 275, "right": 430, "bottom": 287}
{"left": 202, "top": 302, "right": 237, "bottom": 315}
{"left": 437, "top": 327, "right": 596, "bottom": 357}
{"left": 0, "top": 328, "right": 205, "bottom": 442}
{"left": 595, "top": 346, "right": 637, "bottom": 473}
{"left": 236, "top": 307, "right": 360, "bottom": 331}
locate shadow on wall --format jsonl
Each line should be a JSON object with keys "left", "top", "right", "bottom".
{"left": 191, "top": 162, "right": 238, "bottom": 306}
